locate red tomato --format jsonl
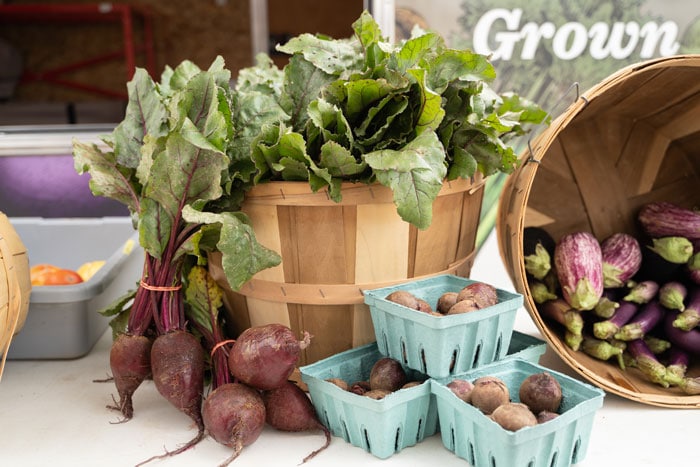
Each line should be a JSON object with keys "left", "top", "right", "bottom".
{"left": 30, "top": 264, "right": 84, "bottom": 286}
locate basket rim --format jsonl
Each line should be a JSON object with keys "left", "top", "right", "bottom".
{"left": 497, "top": 54, "right": 700, "bottom": 409}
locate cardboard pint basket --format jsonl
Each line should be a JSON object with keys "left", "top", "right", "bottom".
{"left": 498, "top": 55, "right": 700, "bottom": 408}
{"left": 209, "top": 176, "right": 484, "bottom": 365}
{"left": 0, "top": 213, "right": 31, "bottom": 379}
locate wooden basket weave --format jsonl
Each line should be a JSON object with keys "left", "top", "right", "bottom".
{"left": 210, "top": 176, "right": 484, "bottom": 365}
{"left": 0, "top": 212, "right": 31, "bottom": 380}
{"left": 498, "top": 55, "right": 700, "bottom": 408}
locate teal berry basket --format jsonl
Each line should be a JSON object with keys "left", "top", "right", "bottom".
{"left": 432, "top": 359, "right": 605, "bottom": 467}
{"left": 299, "top": 342, "right": 437, "bottom": 459}
{"left": 363, "top": 274, "right": 523, "bottom": 378}
{"left": 298, "top": 332, "right": 546, "bottom": 459}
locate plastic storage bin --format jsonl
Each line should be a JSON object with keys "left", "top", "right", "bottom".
{"left": 7, "top": 217, "right": 143, "bottom": 359}
{"left": 432, "top": 359, "right": 605, "bottom": 467}
{"left": 299, "top": 342, "right": 437, "bottom": 459}
{"left": 363, "top": 274, "right": 523, "bottom": 378}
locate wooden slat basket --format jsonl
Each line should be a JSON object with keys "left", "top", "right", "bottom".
{"left": 210, "top": 176, "right": 484, "bottom": 365}
{"left": 498, "top": 55, "right": 700, "bottom": 408}
{"left": 0, "top": 212, "right": 31, "bottom": 380}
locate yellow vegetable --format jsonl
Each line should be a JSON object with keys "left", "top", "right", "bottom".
{"left": 76, "top": 260, "right": 106, "bottom": 281}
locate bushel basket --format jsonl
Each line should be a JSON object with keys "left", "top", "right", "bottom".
{"left": 498, "top": 55, "right": 700, "bottom": 408}
{"left": 210, "top": 176, "right": 484, "bottom": 365}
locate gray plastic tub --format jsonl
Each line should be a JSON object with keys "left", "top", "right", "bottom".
{"left": 7, "top": 217, "right": 143, "bottom": 359}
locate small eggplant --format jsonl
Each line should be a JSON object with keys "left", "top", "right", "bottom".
{"left": 648, "top": 237, "right": 694, "bottom": 264}
{"left": 600, "top": 233, "right": 642, "bottom": 288}
{"left": 625, "top": 339, "right": 669, "bottom": 387}
{"left": 593, "top": 300, "right": 639, "bottom": 340}
{"left": 623, "top": 280, "right": 659, "bottom": 304}
{"left": 635, "top": 238, "right": 692, "bottom": 284}
{"left": 614, "top": 300, "right": 665, "bottom": 341}
{"left": 593, "top": 289, "right": 621, "bottom": 319}
{"left": 637, "top": 202, "right": 700, "bottom": 240}
{"left": 537, "top": 298, "right": 584, "bottom": 336}
{"left": 523, "top": 227, "right": 556, "bottom": 280}
{"left": 664, "top": 311, "right": 700, "bottom": 355}
{"left": 658, "top": 281, "right": 687, "bottom": 312}
{"left": 671, "top": 288, "right": 700, "bottom": 331}
{"left": 581, "top": 336, "right": 624, "bottom": 368}
{"left": 554, "top": 232, "right": 604, "bottom": 311}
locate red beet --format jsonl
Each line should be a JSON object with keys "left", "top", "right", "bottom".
{"left": 143, "top": 330, "right": 206, "bottom": 463}
{"left": 202, "top": 383, "right": 266, "bottom": 465}
{"left": 263, "top": 380, "right": 331, "bottom": 464}
{"left": 108, "top": 333, "right": 153, "bottom": 420}
{"left": 229, "top": 323, "right": 311, "bottom": 390}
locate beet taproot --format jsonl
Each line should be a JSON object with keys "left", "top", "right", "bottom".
{"left": 457, "top": 282, "right": 498, "bottom": 308}
{"left": 491, "top": 402, "right": 538, "bottom": 431}
{"left": 369, "top": 357, "right": 407, "bottom": 392}
{"left": 447, "top": 378, "right": 474, "bottom": 403}
{"left": 136, "top": 330, "right": 206, "bottom": 466}
{"left": 263, "top": 380, "right": 331, "bottom": 464}
{"left": 229, "top": 323, "right": 311, "bottom": 391}
{"left": 202, "top": 382, "right": 266, "bottom": 466}
{"left": 470, "top": 376, "right": 510, "bottom": 415}
{"left": 519, "top": 372, "right": 562, "bottom": 414}
{"left": 108, "top": 333, "right": 153, "bottom": 420}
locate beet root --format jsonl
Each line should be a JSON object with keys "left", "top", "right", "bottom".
{"left": 108, "top": 333, "right": 153, "bottom": 420}
{"left": 229, "top": 323, "right": 311, "bottom": 391}
{"left": 470, "top": 376, "right": 510, "bottom": 415}
{"left": 202, "top": 383, "right": 266, "bottom": 466}
{"left": 369, "top": 357, "right": 407, "bottom": 392}
{"left": 138, "top": 330, "right": 206, "bottom": 465}
{"left": 263, "top": 380, "right": 331, "bottom": 464}
{"left": 519, "top": 372, "right": 562, "bottom": 414}
{"left": 491, "top": 402, "right": 537, "bottom": 431}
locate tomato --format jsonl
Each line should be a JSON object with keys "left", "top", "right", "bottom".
{"left": 30, "top": 263, "right": 84, "bottom": 286}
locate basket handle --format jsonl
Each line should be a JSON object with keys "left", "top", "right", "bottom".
{"left": 0, "top": 233, "right": 23, "bottom": 382}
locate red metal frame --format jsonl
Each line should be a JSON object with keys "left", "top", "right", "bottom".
{"left": 0, "top": 2, "right": 156, "bottom": 99}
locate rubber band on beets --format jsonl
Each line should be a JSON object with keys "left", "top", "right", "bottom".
{"left": 139, "top": 280, "right": 182, "bottom": 292}
{"left": 211, "top": 339, "right": 235, "bottom": 358}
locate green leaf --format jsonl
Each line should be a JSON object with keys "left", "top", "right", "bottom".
{"left": 408, "top": 68, "right": 445, "bottom": 133}
{"left": 392, "top": 32, "right": 443, "bottom": 73}
{"left": 276, "top": 33, "right": 362, "bottom": 76}
{"left": 184, "top": 265, "right": 224, "bottom": 335}
{"left": 112, "top": 68, "right": 168, "bottom": 168}
{"left": 144, "top": 132, "right": 229, "bottom": 218}
{"left": 307, "top": 98, "right": 353, "bottom": 148}
{"left": 98, "top": 289, "right": 137, "bottom": 340}
{"left": 279, "top": 54, "right": 335, "bottom": 128}
{"left": 344, "top": 78, "right": 397, "bottom": 121}
{"left": 364, "top": 130, "right": 447, "bottom": 229}
{"left": 319, "top": 140, "right": 367, "bottom": 178}
{"left": 138, "top": 197, "right": 173, "bottom": 258}
{"left": 72, "top": 140, "right": 140, "bottom": 215}
{"left": 426, "top": 49, "right": 496, "bottom": 93}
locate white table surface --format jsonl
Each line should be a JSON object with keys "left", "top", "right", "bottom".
{"left": 1, "top": 231, "right": 698, "bottom": 467}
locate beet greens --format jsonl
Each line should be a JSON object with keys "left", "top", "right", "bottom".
{"left": 73, "top": 58, "right": 281, "bottom": 426}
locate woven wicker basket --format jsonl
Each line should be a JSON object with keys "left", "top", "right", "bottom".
{"left": 498, "top": 55, "right": 700, "bottom": 408}
{"left": 210, "top": 176, "right": 484, "bottom": 365}
{"left": 0, "top": 212, "right": 31, "bottom": 379}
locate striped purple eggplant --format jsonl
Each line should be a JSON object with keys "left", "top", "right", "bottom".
{"left": 554, "top": 231, "right": 604, "bottom": 311}
{"left": 600, "top": 233, "right": 642, "bottom": 288}
{"left": 638, "top": 202, "right": 700, "bottom": 240}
